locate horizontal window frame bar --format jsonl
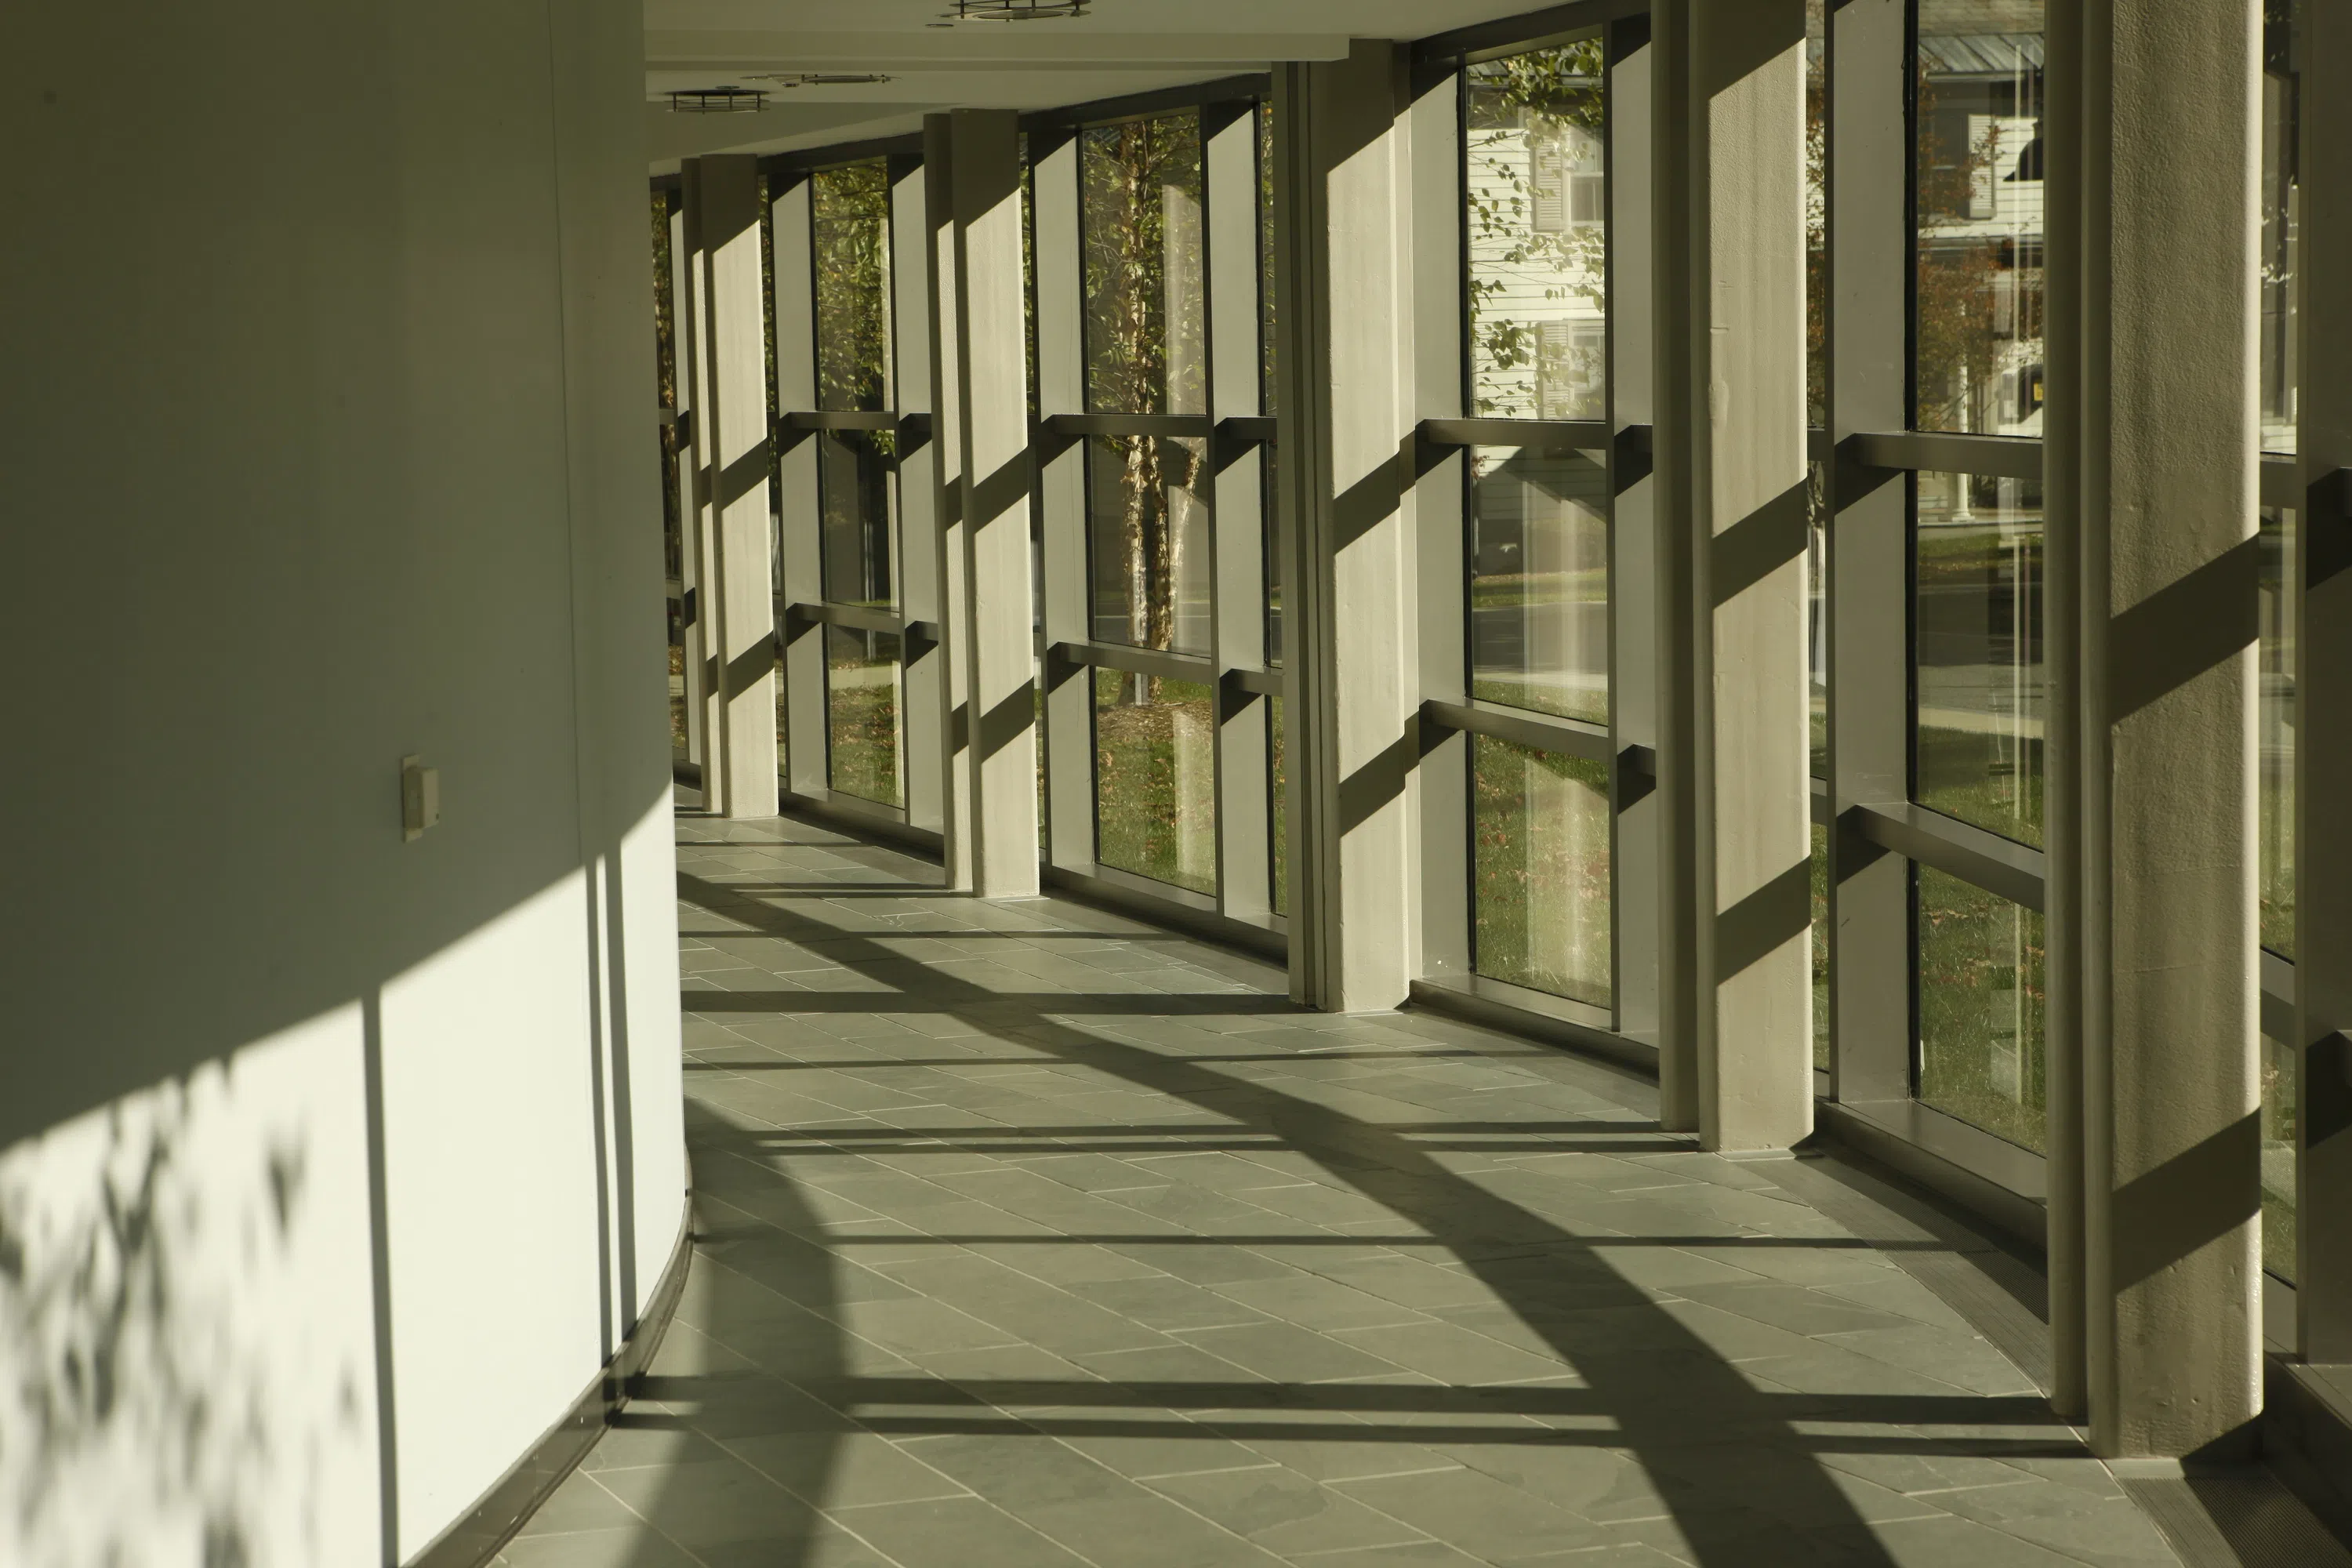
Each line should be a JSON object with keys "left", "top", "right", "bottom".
{"left": 1019, "top": 74, "right": 1271, "bottom": 137}
{"left": 1409, "top": 974, "right": 1647, "bottom": 1077}
{"left": 786, "top": 601, "right": 905, "bottom": 637}
{"left": 1420, "top": 698, "right": 1613, "bottom": 767}
{"left": 1410, "top": 0, "right": 1647, "bottom": 64}
{"left": 1418, "top": 417, "right": 1611, "bottom": 455}
{"left": 1847, "top": 799, "right": 2045, "bottom": 913}
{"left": 1846, "top": 430, "right": 2042, "bottom": 481}
{"left": 1044, "top": 412, "right": 1215, "bottom": 441}
{"left": 1218, "top": 416, "right": 1277, "bottom": 445}
{"left": 759, "top": 134, "right": 924, "bottom": 181}
{"left": 782, "top": 410, "right": 898, "bottom": 434}
{"left": 1226, "top": 666, "right": 1282, "bottom": 699}
{"left": 1051, "top": 639, "right": 1218, "bottom": 686}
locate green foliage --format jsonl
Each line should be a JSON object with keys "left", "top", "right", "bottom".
{"left": 1471, "top": 735, "right": 1612, "bottom": 1007}
{"left": 1465, "top": 40, "right": 1606, "bottom": 419}
{"left": 1093, "top": 669, "right": 1218, "bottom": 895}
{"left": 813, "top": 162, "right": 893, "bottom": 416}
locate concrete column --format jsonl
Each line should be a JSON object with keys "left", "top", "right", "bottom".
{"left": 681, "top": 154, "right": 779, "bottom": 819}
{"left": 937, "top": 111, "right": 1040, "bottom": 897}
{"left": 1276, "top": 42, "right": 1420, "bottom": 1012}
{"left": 893, "top": 153, "right": 949, "bottom": 839}
{"left": 1653, "top": 1, "right": 1813, "bottom": 1150}
{"left": 2060, "top": 0, "right": 2262, "bottom": 1457}
{"left": 2300, "top": 0, "right": 2352, "bottom": 1365}
{"left": 1207, "top": 100, "right": 1274, "bottom": 925}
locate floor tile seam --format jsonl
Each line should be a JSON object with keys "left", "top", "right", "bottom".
{"left": 575, "top": 1468, "right": 722, "bottom": 1566}
{"left": 1011, "top": 1428, "right": 1327, "bottom": 1565}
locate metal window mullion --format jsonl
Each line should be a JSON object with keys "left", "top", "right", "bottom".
{"left": 771, "top": 172, "right": 829, "bottom": 805}
{"left": 1033, "top": 128, "right": 1095, "bottom": 876}
{"left": 1415, "top": 58, "right": 1472, "bottom": 984}
{"left": 1825, "top": 0, "right": 1914, "bottom": 1120}
{"left": 895, "top": 151, "right": 947, "bottom": 836}
{"left": 2297, "top": 0, "right": 2352, "bottom": 1362}
{"left": 1208, "top": 99, "right": 1274, "bottom": 924}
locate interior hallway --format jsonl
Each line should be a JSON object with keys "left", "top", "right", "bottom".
{"left": 499, "top": 804, "right": 2198, "bottom": 1568}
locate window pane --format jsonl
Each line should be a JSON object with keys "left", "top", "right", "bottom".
{"left": 811, "top": 162, "right": 891, "bottom": 413}
{"left": 819, "top": 430, "right": 895, "bottom": 608}
{"left": 1094, "top": 670, "right": 1217, "bottom": 895}
{"left": 1808, "top": 460, "right": 1828, "bottom": 779}
{"left": 1087, "top": 435, "right": 1210, "bottom": 654}
{"left": 1082, "top": 114, "right": 1205, "bottom": 416}
{"left": 826, "top": 626, "right": 902, "bottom": 808}
{"left": 1812, "top": 822, "right": 1830, "bottom": 1073}
{"left": 1917, "top": 866, "right": 2045, "bottom": 1152}
{"left": 1269, "top": 693, "right": 1288, "bottom": 916}
{"left": 1913, "top": 470, "right": 2043, "bottom": 848}
{"left": 1265, "top": 444, "right": 1283, "bottom": 664}
{"left": 1472, "top": 735, "right": 1612, "bottom": 1008}
{"left": 1806, "top": 0, "right": 1828, "bottom": 425}
{"left": 1913, "top": 5, "right": 2045, "bottom": 435}
{"left": 2260, "top": 506, "right": 2296, "bottom": 957}
{"left": 1468, "top": 447, "right": 1609, "bottom": 725}
{"left": 2265, "top": 1018, "right": 2297, "bottom": 1282}
{"left": 1466, "top": 40, "right": 1607, "bottom": 421}
{"left": 2262, "top": 15, "right": 2299, "bottom": 454}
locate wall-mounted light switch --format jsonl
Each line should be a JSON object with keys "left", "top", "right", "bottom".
{"left": 401, "top": 755, "right": 441, "bottom": 841}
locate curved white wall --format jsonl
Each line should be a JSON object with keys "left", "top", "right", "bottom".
{"left": 0, "top": 2, "right": 686, "bottom": 1563}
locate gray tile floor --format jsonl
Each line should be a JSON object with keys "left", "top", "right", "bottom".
{"left": 499, "top": 808, "right": 2188, "bottom": 1568}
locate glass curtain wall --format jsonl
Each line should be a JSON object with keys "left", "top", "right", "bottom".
{"left": 2258, "top": 1, "right": 2299, "bottom": 1285}
{"left": 1905, "top": 2, "right": 2049, "bottom": 1150}
{"left": 1080, "top": 112, "right": 1218, "bottom": 895}
{"left": 1461, "top": 38, "right": 1616, "bottom": 1011}
{"left": 811, "top": 162, "right": 905, "bottom": 808}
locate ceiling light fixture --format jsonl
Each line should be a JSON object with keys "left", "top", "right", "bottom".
{"left": 749, "top": 72, "right": 896, "bottom": 88}
{"left": 944, "top": 0, "right": 1092, "bottom": 20}
{"left": 668, "top": 86, "right": 768, "bottom": 113}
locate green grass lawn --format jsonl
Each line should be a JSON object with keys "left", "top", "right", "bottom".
{"left": 1915, "top": 865, "right": 2045, "bottom": 1152}
{"left": 1470, "top": 735, "right": 1611, "bottom": 1008}
{"left": 826, "top": 632, "right": 902, "bottom": 807}
{"left": 1093, "top": 670, "right": 1217, "bottom": 895}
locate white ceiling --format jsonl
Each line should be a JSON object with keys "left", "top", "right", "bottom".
{"left": 644, "top": 0, "right": 1563, "bottom": 165}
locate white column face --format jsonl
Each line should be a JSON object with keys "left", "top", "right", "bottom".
{"left": 688, "top": 155, "right": 780, "bottom": 820}
{"left": 896, "top": 158, "right": 948, "bottom": 837}
{"left": 949, "top": 112, "right": 1041, "bottom": 898}
{"left": 2069, "top": 0, "right": 2262, "bottom": 1461}
{"left": 771, "top": 177, "right": 829, "bottom": 804}
{"left": 1682, "top": 2, "right": 1813, "bottom": 1151}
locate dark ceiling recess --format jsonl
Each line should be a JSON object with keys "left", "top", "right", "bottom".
{"left": 949, "top": 0, "right": 1092, "bottom": 19}
{"left": 669, "top": 86, "right": 768, "bottom": 114}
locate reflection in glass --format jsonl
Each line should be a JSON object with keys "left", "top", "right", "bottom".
{"left": 1094, "top": 670, "right": 1217, "bottom": 895}
{"left": 826, "top": 626, "right": 902, "bottom": 808}
{"left": 1265, "top": 445, "right": 1283, "bottom": 666}
{"left": 1467, "top": 40, "right": 1607, "bottom": 421}
{"left": 819, "top": 430, "right": 895, "bottom": 608}
{"left": 1808, "top": 461, "right": 1828, "bottom": 778}
{"left": 2262, "top": 16, "right": 2299, "bottom": 454}
{"left": 1913, "top": 470, "right": 2043, "bottom": 847}
{"left": 1806, "top": 0, "right": 1828, "bottom": 424}
{"left": 1087, "top": 435, "right": 1210, "bottom": 654}
{"left": 2264, "top": 1019, "right": 2297, "bottom": 1282}
{"left": 1081, "top": 114, "right": 1205, "bottom": 416}
{"left": 1269, "top": 694, "right": 1288, "bottom": 916}
{"left": 1917, "top": 865, "right": 2045, "bottom": 1152}
{"left": 811, "top": 162, "right": 891, "bottom": 413}
{"left": 1472, "top": 736, "right": 1611, "bottom": 1007}
{"left": 1914, "top": 5, "right": 2045, "bottom": 436}
{"left": 2260, "top": 507, "right": 2296, "bottom": 956}
{"left": 1812, "top": 822, "right": 1830, "bottom": 1073}
{"left": 1468, "top": 448, "right": 1609, "bottom": 724}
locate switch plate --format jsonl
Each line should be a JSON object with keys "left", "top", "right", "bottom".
{"left": 401, "top": 755, "right": 441, "bottom": 841}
